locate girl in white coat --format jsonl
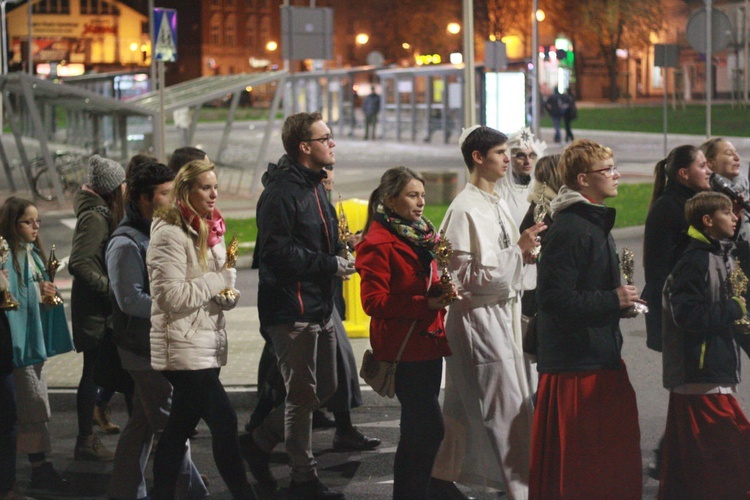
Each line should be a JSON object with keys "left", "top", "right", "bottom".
{"left": 147, "top": 160, "right": 255, "bottom": 499}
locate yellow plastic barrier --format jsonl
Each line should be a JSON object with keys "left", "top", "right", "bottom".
{"left": 338, "top": 198, "right": 371, "bottom": 338}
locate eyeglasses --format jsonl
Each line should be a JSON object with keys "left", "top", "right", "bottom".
{"left": 514, "top": 152, "right": 538, "bottom": 161}
{"left": 17, "top": 219, "right": 41, "bottom": 227}
{"left": 588, "top": 166, "right": 619, "bottom": 177}
{"left": 305, "top": 134, "right": 334, "bottom": 145}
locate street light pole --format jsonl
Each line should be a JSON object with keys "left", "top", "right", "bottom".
{"left": 462, "top": 0, "right": 476, "bottom": 126}
{"left": 706, "top": 0, "right": 712, "bottom": 137}
{"left": 1, "top": 1, "right": 9, "bottom": 75}
{"left": 531, "top": 0, "right": 539, "bottom": 135}
{"left": 26, "top": 0, "right": 31, "bottom": 74}
{"left": 149, "top": 0, "right": 155, "bottom": 89}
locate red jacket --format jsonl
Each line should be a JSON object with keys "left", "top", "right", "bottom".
{"left": 355, "top": 219, "right": 451, "bottom": 362}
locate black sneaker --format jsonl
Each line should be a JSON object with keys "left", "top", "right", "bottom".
{"left": 29, "top": 462, "right": 71, "bottom": 494}
{"left": 428, "top": 477, "right": 477, "bottom": 499}
{"left": 288, "top": 478, "right": 344, "bottom": 499}
{"left": 312, "top": 410, "right": 336, "bottom": 429}
{"left": 238, "top": 433, "right": 278, "bottom": 496}
{"left": 332, "top": 427, "right": 381, "bottom": 451}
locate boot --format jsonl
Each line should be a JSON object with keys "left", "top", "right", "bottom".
{"left": 93, "top": 404, "right": 120, "bottom": 434}
{"left": 1, "top": 482, "right": 33, "bottom": 500}
{"left": 29, "top": 462, "right": 71, "bottom": 494}
{"left": 74, "top": 434, "right": 114, "bottom": 462}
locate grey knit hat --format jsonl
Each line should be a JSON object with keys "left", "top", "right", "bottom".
{"left": 88, "top": 154, "right": 125, "bottom": 195}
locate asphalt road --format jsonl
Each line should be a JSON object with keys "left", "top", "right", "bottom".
{"left": 5, "top": 126, "right": 750, "bottom": 498}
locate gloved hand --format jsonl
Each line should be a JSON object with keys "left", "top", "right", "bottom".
{"left": 335, "top": 256, "right": 356, "bottom": 278}
{"left": 214, "top": 289, "right": 241, "bottom": 310}
{"left": 220, "top": 268, "right": 237, "bottom": 289}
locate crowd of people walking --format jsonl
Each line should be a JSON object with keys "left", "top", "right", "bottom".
{"left": 1, "top": 110, "right": 749, "bottom": 500}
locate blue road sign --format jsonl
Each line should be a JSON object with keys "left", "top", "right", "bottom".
{"left": 154, "top": 8, "right": 177, "bottom": 62}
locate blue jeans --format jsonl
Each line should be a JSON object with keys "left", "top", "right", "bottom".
{"left": 153, "top": 368, "right": 253, "bottom": 499}
{"left": 393, "top": 358, "right": 444, "bottom": 500}
{"left": 0, "top": 371, "right": 16, "bottom": 495}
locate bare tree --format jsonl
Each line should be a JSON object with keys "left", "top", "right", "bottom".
{"left": 546, "top": 0, "right": 664, "bottom": 101}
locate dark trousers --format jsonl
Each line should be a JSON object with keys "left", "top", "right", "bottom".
{"left": 564, "top": 115, "right": 574, "bottom": 142}
{"left": 0, "top": 371, "right": 17, "bottom": 495}
{"left": 365, "top": 114, "right": 378, "bottom": 139}
{"left": 153, "top": 368, "right": 253, "bottom": 499}
{"left": 393, "top": 358, "right": 445, "bottom": 500}
{"left": 76, "top": 349, "right": 98, "bottom": 437}
{"left": 552, "top": 116, "right": 562, "bottom": 143}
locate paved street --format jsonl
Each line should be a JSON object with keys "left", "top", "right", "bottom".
{"left": 3, "top": 126, "right": 750, "bottom": 498}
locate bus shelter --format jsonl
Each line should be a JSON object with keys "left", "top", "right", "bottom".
{"left": 283, "top": 66, "right": 378, "bottom": 139}
{"left": 127, "top": 70, "right": 287, "bottom": 195}
{"left": 375, "top": 64, "right": 486, "bottom": 144}
{"left": 0, "top": 72, "right": 153, "bottom": 202}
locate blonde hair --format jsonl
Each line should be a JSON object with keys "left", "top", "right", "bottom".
{"left": 560, "top": 139, "right": 614, "bottom": 189}
{"left": 171, "top": 159, "right": 217, "bottom": 270}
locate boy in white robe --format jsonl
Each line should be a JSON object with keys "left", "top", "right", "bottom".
{"left": 429, "top": 125, "right": 546, "bottom": 500}
{"left": 496, "top": 127, "right": 547, "bottom": 226}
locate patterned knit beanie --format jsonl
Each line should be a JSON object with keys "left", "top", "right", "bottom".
{"left": 88, "top": 154, "right": 125, "bottom": 195}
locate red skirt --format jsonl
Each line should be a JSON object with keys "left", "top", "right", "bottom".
{"left": 529, "top": 362, "right": 642, "bottom": 500}
{"left": 659, "top": 392, "right": 750, "bottom": 499}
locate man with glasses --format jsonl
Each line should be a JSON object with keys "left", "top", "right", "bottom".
{"left": 242, "top": 112, "right": 352, "bottom": 499}
{"left": 530, "top": 139, "right": 644, "bottom": 498}
{"left": 496, "top": 127, "right": 546, "bottom": 226}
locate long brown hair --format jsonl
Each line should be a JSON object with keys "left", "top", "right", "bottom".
{"left": 649, "top": 145, "right": 700, "bottom": 208}
{"left": 100, "top": 186, "right": 126, "bottom": 234}
{"left": 363, "top": 166, "right": 425, "bottom": 235}
{"left": 0, "top": 197, "right": 46, "bottom": 280}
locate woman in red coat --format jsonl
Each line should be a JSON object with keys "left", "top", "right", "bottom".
{"left": 356, "top": 166, "right": 456, "bottom": 500}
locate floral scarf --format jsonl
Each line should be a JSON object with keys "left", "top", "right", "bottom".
{"left": 375, "top": 204, "right": 437, "bottom": 272}
{"left": 178, "top": 202, "right": 227, "bottom": 248}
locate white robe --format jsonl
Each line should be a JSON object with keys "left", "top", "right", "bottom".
{"left": 496, "top": 172, "right": 532, "bottom": 228}
{"left": 432, "top": 183, "right": 535, "bottom": 499}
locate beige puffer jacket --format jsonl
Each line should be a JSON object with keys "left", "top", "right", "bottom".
{"left": 147, "top": 210, "right": 233, "bottom": 371}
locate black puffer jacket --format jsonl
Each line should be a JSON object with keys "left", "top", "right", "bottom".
{"left": 256, "top": 155, "right": 342, "bottom": 328}
{"left": 536, "top": 188, "right": 624, "bottom": 373}
{"left": 642, "top": 181, "right": 697, "bottom": 352}
{"left": 662, "top": 229, "right": 749, "bottom": 388}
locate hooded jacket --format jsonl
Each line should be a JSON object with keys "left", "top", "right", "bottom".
{"left": 147, "top": 207, "right": 231, "bottom": 371}
{"left": 662, "top": 227, "right": 749, "bottom": 389}
{"left": 535, "top": 187, "right": 624, "bottom": 373}
{"left": 69, "top": 188, "right": 113, "bottom": 352}
{"left": 255, "top": 154, "right": 342, "bottom": 328}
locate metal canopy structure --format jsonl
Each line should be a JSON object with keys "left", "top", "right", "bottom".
{"left": 0, "top": 72, "right": 153, "bottom": 202}
{"left": 375, "top": 64, "right": 485, "bottom": 144}
{"left": 128, "top": 71, "right": 287, "bottom": 194}
{"left": 0, "top": 70, "right": 289, "bottom": 200}
{"left": 283, "top": 66, "right": 379, "bottom": 138}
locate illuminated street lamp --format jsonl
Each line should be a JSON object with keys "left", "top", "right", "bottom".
{"left": 447, "top": 22, "right": 461, "bottom": 35}
{"left": 266, "top": 40, "right": 278, "bottom": 52}
{"left": 536, "top": 9, "right": 545, "bottom": 22}
{"left": 356, "top": 33, "right": 369, "bottom": 46}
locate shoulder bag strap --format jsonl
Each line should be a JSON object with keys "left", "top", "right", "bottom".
{"left": 394, "top": 320, "right": 418, "bottom": 363}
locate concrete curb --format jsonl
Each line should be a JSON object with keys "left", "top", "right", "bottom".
{"left": 47, "top": 385, "right": 398, "bottom": 413}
